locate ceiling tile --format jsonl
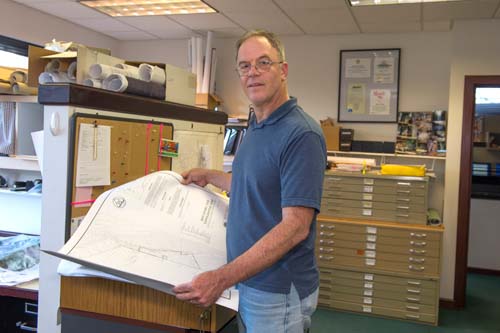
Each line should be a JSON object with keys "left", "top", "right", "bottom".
{"left": 117, "top": 16, "right": 186, "bottom": 31}
{"left": 273, "top": 0, "right": 348, "bottom": 10}
{"left": 224, "top": 9, "right": 303, "bottom": 35}
{"left": 423, "top": 20, "right": 452, "bottom": 32}
{"left": 204, "top": 0, "right": 273, "bottom": 12}
{"left": 195, "top": 27, "right": 247, "bottom": 38}
{"left": 101, "top": 30, "right": 158, "bottom": 41}
{"left": 19, "top": 1, "right": 109, "bottom": 19}
{"left": 147, "top": 29, "right": 197, "bottom": 39}
{"left": 170, "top": 13, "right": 239, "bottom": 30}
{"left": 359, "top": 21, "right": 421, "bottom": 34}
{"left": 285, "top": 8, "right": 359, "bottom": 34}
{"left": 72, "top": 17, "right": 138, "bottom": 31}
{"left": 423, "top": 0, "right": 500, "bottom": 21}
{"left": 351, "top": 3, "right": 421, "bottom": 23}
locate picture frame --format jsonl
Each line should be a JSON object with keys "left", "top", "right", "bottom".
{"left": 338, "top": 48, "right": 401, "bottom": 123}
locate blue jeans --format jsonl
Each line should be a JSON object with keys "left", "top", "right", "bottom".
{"left": 237, "top": 283, "right": 319, "bottom": 333}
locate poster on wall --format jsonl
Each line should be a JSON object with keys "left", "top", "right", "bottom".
{"left": 338, "top": 49, "right": 400, "bottom": 123}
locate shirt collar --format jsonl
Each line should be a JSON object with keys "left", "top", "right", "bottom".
{"left": 250, "top": 98, "right": 297, "bottom": 129}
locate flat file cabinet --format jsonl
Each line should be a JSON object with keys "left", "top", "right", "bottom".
{"left": 316, "top": 216, "right": 443, "bottom": 325}
{"left": 321, "top": 171, "right": 429, "bottom": 225}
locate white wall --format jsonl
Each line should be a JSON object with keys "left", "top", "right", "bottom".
{"left": 117, "top": 39, "right": 190, "bottom": 69}
{"left": 442, "top": 18, "right": 500, "bottom": 299}
{"left": 1, "top": 0, "right": 118, "bottom": 52}
{"left": 468, "top": 198, "right": 500, "bottom": 271}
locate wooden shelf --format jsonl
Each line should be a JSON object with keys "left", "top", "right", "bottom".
{"left": 0, "top": 156, "right": 40, "bottom": 171}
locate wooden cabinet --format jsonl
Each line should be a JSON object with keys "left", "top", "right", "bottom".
{"left": 316, "top": 216, "right": 443, "bottom": 325}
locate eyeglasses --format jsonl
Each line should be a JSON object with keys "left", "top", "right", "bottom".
{"left": 236, "top": 59, "right": 283, "bottom": 77}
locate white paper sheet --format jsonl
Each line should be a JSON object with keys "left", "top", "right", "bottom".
{"left": 47, "top": 171, "right": 238, "bottom": 311}
{"left": 75, "top": 123, "right": 111, "bottom": 187}
{"left": 196, "top": 37, "right": 203, "bottom": 93}
{"left": 31, "top": 130, "right": 44, "bottom": 175}
{"left": 0, "top": 264, "right": 39, "bottom": 286}
{"left": 201, "top": 31, "right": 214, "bottom": 94}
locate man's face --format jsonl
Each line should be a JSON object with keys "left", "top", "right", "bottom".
{"left": 236, "top": 36, "right": 288, "bottom": 108}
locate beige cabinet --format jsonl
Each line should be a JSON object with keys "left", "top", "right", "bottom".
{"left": 316, "top": 216, "right": 443, "bottom": 325}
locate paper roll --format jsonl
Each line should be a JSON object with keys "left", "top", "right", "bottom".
{"left": 38, "top": 71, "right": 70, "bottom": 84}
{"left": 45, "top": 59, "right": 61, "bottom": 72}
{"left": 83, "top": 78, "right": 102, "bottom": 88}
{"left": 115, "top": 63, "right": 140, "bottom": 78}
{"left": 201, "top": 31, "right": 214, "bottom": 94}
{"left": 196, "top": 37, "right": 203, "bottom": 93}
{"left": 67, "top": 61, "right": 77, "bottom": 80}
{"left": 12, "top": 82, "right": 38, "bottom": 95}
{"left": 103, "top": 73, "right": 128, "bottom": 92}
{"left": 9, "top": 70, "right": 28, "bottom": 84}
{"left": 89, "top": 64, "right": 140, "bottom": 80}
{"left": 327, "top": 156, "right": 377, "bottom": 167}
{"left": 190, "top": 37, "right": 197, "bottom": 75}
{"left": 138, "top": 64, "right": 166, "bottom": 85}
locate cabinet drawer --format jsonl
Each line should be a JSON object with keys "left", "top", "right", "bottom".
{"left": 323, "top": 183, "right": 427, "bottom": 196}
{"left": 317, "top": 254, "right": 440, "bottom": 277}
{"left": 318, "top": 283, "right": 437, "bottom": 305}
{"left": 317, "top": 299, "right": 437, "bottom": 324}
{"left": 318, "top": 291, "right": 436, "bottom": 314}
{"left": 322, "top": 190, "right": 426, "bottom": 205}
{"left": 321, "top": 197, "right": 426, "bottom": 212}
{"left": 324, "top": 176, "right": 427, "bottom": 189}
{"left": 321, "top": 206, "right": 427, "bottom": 224}
{"left": 316, "top": 239, "right": 440, "bottom": 257}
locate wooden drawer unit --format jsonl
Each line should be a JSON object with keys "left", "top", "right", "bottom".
{"left": 321, "top": 171, "right": 429, "bottom": 224}
{"left": 315, "top": 217, "right": 443, "bottom": 325}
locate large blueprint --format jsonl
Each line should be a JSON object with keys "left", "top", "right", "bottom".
{"left": 46, "top": 171, "right": 238, "bottom": 310}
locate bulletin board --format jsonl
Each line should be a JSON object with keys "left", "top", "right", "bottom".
{"left": 338, "top": 48, "right": 400, "bottom": 123}
{"left": 67, "top": 114, "right": 173, "bottom": 238}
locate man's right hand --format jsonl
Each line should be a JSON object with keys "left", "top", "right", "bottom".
{"left": 181, "top": 168, "right": 211, "bottom": 187}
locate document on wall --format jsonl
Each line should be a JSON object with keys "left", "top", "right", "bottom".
{"left": 374, "top": 57, "right": 395, "bottom": 84}
{"left": 45, "top": 171, "right": 238, "bottom": 311}
{"left": 345, "top": 58, "right": 371, "bottom": 78}
{"left": 75, "top": 123, "right": 111, "bottom": 187}
{"left": 346, "top": 83, "right": 366, "bottom": 114}
{"left": 369, "top": 89, "right": 391, "bottom": 115}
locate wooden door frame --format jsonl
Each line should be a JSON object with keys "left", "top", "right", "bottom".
{"left": 454, "top": 75, "right": 500, "bottom": 308}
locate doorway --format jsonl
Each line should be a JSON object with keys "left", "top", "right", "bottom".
{"left": 455, "top": 76, "right": 500, "bottom": 308}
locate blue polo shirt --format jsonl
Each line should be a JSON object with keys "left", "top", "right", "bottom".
{"left": 227, "top": 98, "right": 326, "bottom": 299}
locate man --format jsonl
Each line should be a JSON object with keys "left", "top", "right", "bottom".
{"left": 173, "top": 30, "right": 326, "bottom": 333}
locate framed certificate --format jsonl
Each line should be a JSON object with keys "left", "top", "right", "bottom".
{"left": 338, "top": 48, "right": 400, "bottom": 123}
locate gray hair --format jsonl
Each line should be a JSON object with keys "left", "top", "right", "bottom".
{"left": 235, "top": 29, "right": 286, "bottom": 62}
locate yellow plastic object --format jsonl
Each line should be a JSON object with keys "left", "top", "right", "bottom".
{"left": 380, "top": 164, "right": 426, "bottom": 177}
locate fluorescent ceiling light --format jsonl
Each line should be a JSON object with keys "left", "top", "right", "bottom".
{"left": 349, "top": 0, "right": 462, "bottom": 6}
{"left": 79, "top": 0, "right": 216, "bottom": 17}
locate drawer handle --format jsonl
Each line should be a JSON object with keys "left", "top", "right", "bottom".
{"left": 320, "top": 232, "right": 335, "bottom": 237}
{"left": 16, "top": 322, "right": 37, "bottom": 332}
{"left": 410, "top": 241, "right": 427, "bottom": 247}
{"left": 397, "top": 182, "right": 411, "bottom": 186}
{"left": 397, "top": 198, "right": 410, "bottom": 202}
{"left": 406, "top": 297, "right": 421, "bottom": 303}
{"left": 409, "top": 249, "right": 426, "bottom": 255}
{"left": 319, "top": 240, "right": 335, "bottom": 245}
{"left": 406, "top": 305, "right": 420, "bottom": 311}
{"left": 405, "top": 314, "right": 421, "bottom": 319}
{"left": 397, "top": 190, "right": 410, "bottom": 194}
{"left": 320, "top": 224, "right": 335, "bottom": 230}
{"left": 397, "top": 214, "right": 409, "bottom": 218}
{"left": 407, "top": 288, "right": 421, "bottom": 295}
{"left": 319, "top": 255, "right": 334, "bottom": 261}
{"left": 407, "top": 280, "right": 421, "bottom": 286}
{"left": 397, "top": 206, "right": 410, "bottom": 210}
{"left": 409, "top": 257, "right": 425, "bottom": 264}
{"left": 409, "top": 265, "right": 425, "bottom": 272}
{"left": 318, "top": 302, "right": 330, "bottom": 307}
{"left": 319, "top": 247, "right": 334, "bottom": 253}
{"left": 410, "top": 232, "right": 427, "bottom": 239}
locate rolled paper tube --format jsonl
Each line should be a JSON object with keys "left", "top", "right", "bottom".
{"left": 12, "top": 82, "right": 38, "bottom": 95}
{"left": 44, "top": 59, "right": 61, "bottom": 72}
{"left": 9, "top": 70, "right": 28, "bottom": 84}
{"left": 138, "top": 63, "right": 166, "bottom": 85}
{"left": 83, "top": 78, "right": 102, "bottom": 88}
{"left": 67, "top": 61, "right": 77, "bottom": 80}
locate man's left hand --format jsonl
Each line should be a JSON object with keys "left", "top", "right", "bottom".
{"left": 173, "top": 270, "right": 226, "bottom": 307}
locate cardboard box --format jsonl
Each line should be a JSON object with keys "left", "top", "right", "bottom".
{"left": 125, "top": 62, "right": 196, "bottom": 106}
{"left": 320, "top": 118, "right": 340, "bottom": 151}
{"left": 196, "top": 93, "right": 222, "bottom": 110}
{"left": 28, "top": 45, "right": 124, "bottom": 87}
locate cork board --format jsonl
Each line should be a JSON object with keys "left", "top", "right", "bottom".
{"left": 68, "top": 114, "right": 173, "bottom": 231}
